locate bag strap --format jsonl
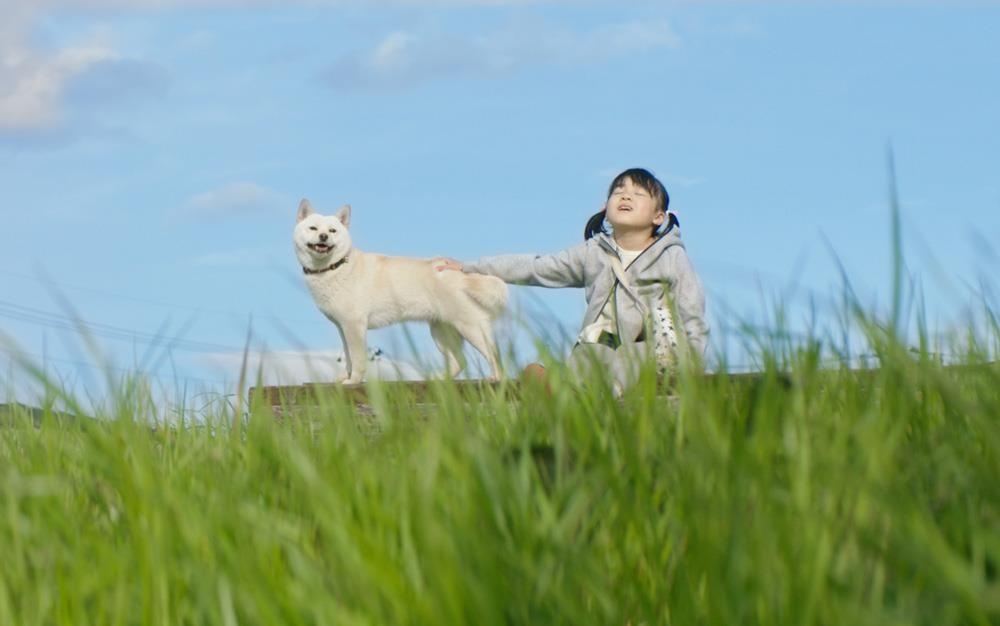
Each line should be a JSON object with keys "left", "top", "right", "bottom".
{"left": 606, "top": 253, "right": 648, "bottom": 317}
{"left": 608, "top": 245, "right": 697, "bottom": 364}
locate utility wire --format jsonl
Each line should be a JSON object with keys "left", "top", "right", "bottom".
{"left": 1, "top": 345, "right": 228, "bottom": 388}
{"left": 0, "top": 268, "right": 325, "bottom": 326}
{"left": 0, "top": 299, "right": 243, "bottom": 353}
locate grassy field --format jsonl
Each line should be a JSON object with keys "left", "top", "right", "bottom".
{"left": 2, "top": 327, "right": 998, "bottom": 625}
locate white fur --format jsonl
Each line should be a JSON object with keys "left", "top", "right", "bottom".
{"left": 294, "top": 198, "right": 508, "bottom": 384}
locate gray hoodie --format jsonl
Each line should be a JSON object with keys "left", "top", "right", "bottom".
{"left": 463, "top": 229, "right": 709, "bottom": 359}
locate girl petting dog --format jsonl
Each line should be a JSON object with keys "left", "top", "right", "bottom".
{"left": 437, "top": 167, "right": 708, "bottom": 393}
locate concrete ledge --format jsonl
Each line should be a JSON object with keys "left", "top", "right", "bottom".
{"left": 248, "top": 379, "right": 512, "bottom": 408}
{"left": 246, "top": 370, "right": 777, "bottom": 409}
{"left": 246, "top": 362, "right": 998, "bottom": 410}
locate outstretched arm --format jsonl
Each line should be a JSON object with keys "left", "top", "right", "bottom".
{"left": 438, "top": 242, "right": 591, "bottom": 289}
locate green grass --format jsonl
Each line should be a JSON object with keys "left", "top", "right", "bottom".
{"left": 1, "top": 315, "right": 999, "bottom": 626}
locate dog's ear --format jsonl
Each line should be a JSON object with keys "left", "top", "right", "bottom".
{"left": 335, "top": 204, "right": 351, "bottom": 227}
{"left": 297, "top": 198, "right": 314, "bottom": 222}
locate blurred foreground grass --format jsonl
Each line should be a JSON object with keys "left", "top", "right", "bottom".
{"left": 2, "top": 321, "right": 999, "bottom": 626}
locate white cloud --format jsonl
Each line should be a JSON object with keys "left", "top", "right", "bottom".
{"left": 371, "top": 31, "right": 417, "bottom": 72}
{"left": 180, "top": 181, "right": 289, "bottom": 217}
{"left": 0, "top": 34, "right": 118, "bottom": 133}
{"left": 0, "top": 7, "right": 168, "bottom": 139}
{"left": 324, "top": 18, "right": 682, "bottom": 92}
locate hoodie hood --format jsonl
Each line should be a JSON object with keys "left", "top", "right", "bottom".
{"left": 592, "top": 228, "right": 686, "bottom": 268}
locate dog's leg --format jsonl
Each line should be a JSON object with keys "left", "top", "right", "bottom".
{"left": 429, "top": 321, "right": 466, "bottom": 378}
{"left": 340, "top": 321, "right": 368, "bottom": 384}
{"left": 332, "top": 322, "right": 352, "bottom": 383}
{"left": 453, "top": 319, "right": 502, "bottom": 380}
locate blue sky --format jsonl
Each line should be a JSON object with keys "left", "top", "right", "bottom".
{"left": 1, "top": 1, "right": 998, "bottom": 405}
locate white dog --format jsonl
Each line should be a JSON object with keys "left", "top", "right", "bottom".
{"left": 294, "top": 199, "right": 508, "bottom": 384}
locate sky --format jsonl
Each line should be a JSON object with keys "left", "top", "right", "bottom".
{"left": 1, "top": 0, "right": 998, "bottom": 407}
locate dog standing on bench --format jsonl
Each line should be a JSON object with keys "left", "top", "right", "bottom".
{"left": 294, "top": 199, "right": 508, "bottom": 384}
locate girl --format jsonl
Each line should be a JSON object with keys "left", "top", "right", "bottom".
{"left": 438, "top": 167, "right": 708, "bottom": 392}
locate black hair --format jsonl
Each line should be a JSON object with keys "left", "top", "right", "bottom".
{"left": 583, "top": 167, "right": 675, "bottom": 240}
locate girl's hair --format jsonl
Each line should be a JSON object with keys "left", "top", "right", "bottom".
{"left": 584, "top": 167, "right": 676, "bottom": 240}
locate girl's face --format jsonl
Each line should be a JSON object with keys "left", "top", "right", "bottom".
{"left": 605, "top": 177, "right": 665, "bottom": 233}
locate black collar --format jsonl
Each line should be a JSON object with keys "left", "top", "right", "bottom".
{"left": 302, "top": 255, "right": 349, "bottom": 275}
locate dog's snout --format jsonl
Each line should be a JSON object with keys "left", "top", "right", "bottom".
{"left": 319, "top": 233, "right": 329, "bottom": 242}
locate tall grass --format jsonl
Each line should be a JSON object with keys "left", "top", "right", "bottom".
{"left": 1, "top": 307, "right": 998, "bottom": 625}
{"left": 3, "top": 165, "right": 999, "bottom": 624}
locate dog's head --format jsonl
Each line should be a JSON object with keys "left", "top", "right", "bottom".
{"left": 294, "top": 199, "right": 353, "bottom": 269}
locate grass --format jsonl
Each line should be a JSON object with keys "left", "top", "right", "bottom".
{"left": 1, "top": 312, "right": 999, "bottom": 626}
{"left": 3, "top": 166, "right": 999, "bottom": 624}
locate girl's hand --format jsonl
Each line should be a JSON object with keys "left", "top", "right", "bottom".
{"left": 433, "top": 258, "right": 463, "bottom": 272}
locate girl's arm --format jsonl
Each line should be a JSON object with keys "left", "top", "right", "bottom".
{"left": 459, "top": 242, "right": 591, "bottom": 288}
{"left": 665, "top": 246, "right": 710, "bottom": 359}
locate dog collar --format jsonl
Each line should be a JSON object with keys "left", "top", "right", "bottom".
{"left": 302, "top": 256, "right": 349, "bottom": 275}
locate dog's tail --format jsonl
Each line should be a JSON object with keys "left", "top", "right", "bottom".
{"left": 462, "top": 274, "right": 508, "bottom": 317}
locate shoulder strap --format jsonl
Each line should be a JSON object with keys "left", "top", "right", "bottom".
{"left": 606, "top": 253, "right": 648, "bottom": 316}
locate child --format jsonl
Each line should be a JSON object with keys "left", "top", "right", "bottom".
{"left": 437, "top": 167, "right": 708, "bottom": 392}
